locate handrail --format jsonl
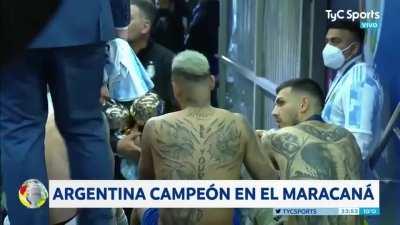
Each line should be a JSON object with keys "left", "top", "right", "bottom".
{"left": 369, "top": 102, "right": 400, "bottom": 169}
{"left": 394, "top": 127, "right": 400, "bottom": 141}
{"left": 219, "top": 55, "right": 277, "bottom": 96}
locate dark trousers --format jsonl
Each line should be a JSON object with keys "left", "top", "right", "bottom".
{"left": 0, "top": 44, "right": 113, "bottom": 225}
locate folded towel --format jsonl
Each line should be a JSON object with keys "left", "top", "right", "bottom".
{"left": 104, "top": 38, "right": 154, "bottom": 102}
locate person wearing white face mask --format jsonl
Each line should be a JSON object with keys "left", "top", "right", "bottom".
{"left": 321, "top": 19, "right": 383, "bottom": 162}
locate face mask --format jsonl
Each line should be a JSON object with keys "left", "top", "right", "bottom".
{"left": 322, "top": 43, "right": 354, "bottom": 69}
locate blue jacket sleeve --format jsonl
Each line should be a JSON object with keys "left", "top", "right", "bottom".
{"left": 110, "top": 0, "right": 131, "bottom": 28}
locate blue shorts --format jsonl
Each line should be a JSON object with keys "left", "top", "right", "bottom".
{"left": 141, "top": 208, "right": 159, "bottom": 225}
{"left": 141, "top": 208, "right": 241, "bottom": 225}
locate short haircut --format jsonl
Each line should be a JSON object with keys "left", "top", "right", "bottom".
{"left": 131, "top": 0, "right": 157, "bottom": 25}
{"left": 328, "top": 19, "right": 365, "bottom": 42}
{"left": 172, "top": 50, "right": 210, "bottom": 82}
{"left": 276, "top": 78, "right": 325, "bottom": 108}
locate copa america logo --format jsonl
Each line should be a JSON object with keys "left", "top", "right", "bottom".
{"left": 18, "top": 179, "right": 48, "bottom": 209}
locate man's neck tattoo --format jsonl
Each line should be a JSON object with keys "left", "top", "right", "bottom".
{"left": 186, "top": 107, "right": 214, "bottom": 120}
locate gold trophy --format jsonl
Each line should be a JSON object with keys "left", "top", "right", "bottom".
{"left": 103, "top": 98, "right": 131, "bottom": 138}
{"left": 130, "top": 92, "right": 165, "bottom": 131}
{"left": 104, "top": 93, "right": 164, "bottom": 139}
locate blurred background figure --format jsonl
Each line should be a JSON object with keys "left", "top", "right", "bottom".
{"left": 0, "top": 0, "right": 59, "bottom": 65}
{"left": 185, "top": 0, "right": 220, "bottom": 107}
{"left": 151, "top": 0, "right": 190, "bottom": 53}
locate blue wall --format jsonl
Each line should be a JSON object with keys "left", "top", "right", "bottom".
{"left": 374, "top": 1, "right": 400, "bottom": 176}
{"left": 372, "top": 0, "right": 400, "bottom": 224}
{"left": 375, "top": 0, "right": 400, "bottom": 134}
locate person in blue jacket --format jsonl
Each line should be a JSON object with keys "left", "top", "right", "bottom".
{"left": 0, "top": 0, "right": 130, "bottom": 224}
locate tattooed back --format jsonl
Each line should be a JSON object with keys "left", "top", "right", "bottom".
{"left": 148, "top": 107, "right": 252, "bottom": 225}
{"left": 262, "top": 120, "right": 363, "bottom": 225}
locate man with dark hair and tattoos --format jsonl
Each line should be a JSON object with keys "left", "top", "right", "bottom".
{"left": 138, "top": 50, "right": 278, "bottom": 225}
{"left": 259, "top": 78, "right": 363, "bottom": 225}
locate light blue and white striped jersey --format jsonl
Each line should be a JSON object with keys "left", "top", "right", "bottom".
{"left": 104, "top": 38, "right": 154, "bottom": 102}
{"left": 322, "top": 55, "right": 383, "bottom": 159}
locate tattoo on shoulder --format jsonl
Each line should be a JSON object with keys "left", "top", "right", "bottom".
{"left": 236, "top": 114, "right": 254, "bottom": 136}
{"left": 206, "top": 120, "right": 241, "bottom": 164}
{"left": 267, "top": 130, "right": 340, "bottom": 180}
{"left": 156, "top": 120, "right": 199, "bottom": 159}
{"left": 154, "top": 117, "right": 242, "bottom": 179}
{"left": 186, "top": 107, "right": 215, "bottom": 120}
{"left": 270, "top": 133, "right": 303, "bottom": 157}
{"left": 269, "top": 132, "right": 305, "bottom": 178}
{"left": 298, "top": 124, "right": 347, "bottom": 142}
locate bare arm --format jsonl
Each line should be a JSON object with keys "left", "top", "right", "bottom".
{"left": 238, "top": 115, "right": 278, "bottom": 180}
{"left": 116, "top": 132, "right": 142, "bottom": 161}
{"left": 138, "top": 119, "right": 156, "bottom": 180}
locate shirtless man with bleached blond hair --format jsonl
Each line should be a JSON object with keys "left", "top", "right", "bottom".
{"left": 138, "top": 50, "right": 278, "bottom": 225}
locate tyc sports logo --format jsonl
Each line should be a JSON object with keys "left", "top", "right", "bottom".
{"left": 326, "top": 10, "right": 380, "bottom": 29}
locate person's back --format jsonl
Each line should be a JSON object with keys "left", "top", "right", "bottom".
{"left": 148, "top": 107, "right": 246, "bottom": 225}
{"left": 152, "top": 108, "right": 247, "bottom": 180}
{"left": 262, "top": 120, "right": 362, "bottom": 225}
{"left": 139, "top": 50, "right": 276, "bottom": 225}
{"left": 143, "top": 105, "right": 276, "bottom": 225}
